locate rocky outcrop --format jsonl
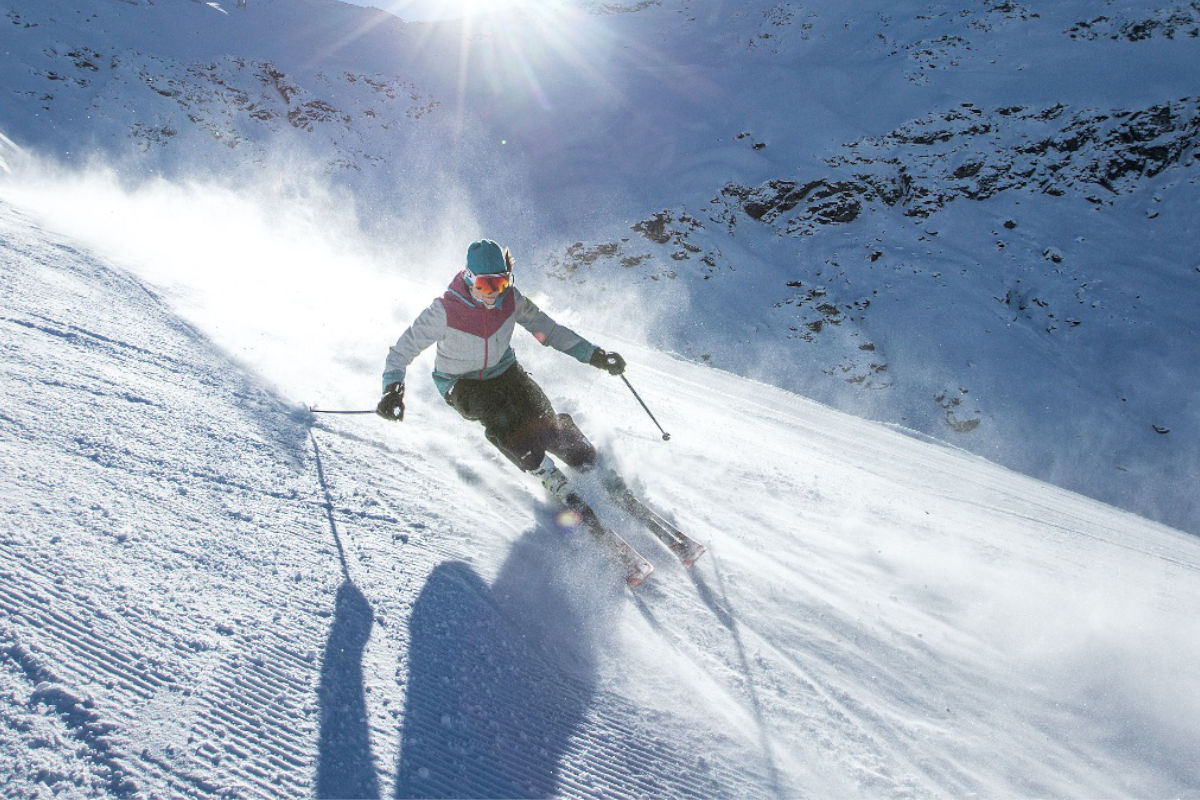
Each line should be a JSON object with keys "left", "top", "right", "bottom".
{"left": 716, "top": 98, "right": 1200, "bottom": 235}
{"left": 1067, "top": 3, "right": 1200, "bottom": 40}
{"left": 14, "top": 40, "right": 439, "bottom": 164}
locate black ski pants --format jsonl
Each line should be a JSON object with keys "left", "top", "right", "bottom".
{"left": 445, "top": 362, "right": 596, "bottom": 471}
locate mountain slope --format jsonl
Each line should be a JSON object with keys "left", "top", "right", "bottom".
{"left": 4, "top": 2, "right": 1200, "bottom": 796}
{"left": 4, "top": 197, "right": 1200, "bottom": 798}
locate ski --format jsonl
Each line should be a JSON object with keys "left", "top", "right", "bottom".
{"left": 602, "top": 474, "right": 706, "bottom": 567}
{"left": 533, "top": 460, "right": 654, "bottom": 588}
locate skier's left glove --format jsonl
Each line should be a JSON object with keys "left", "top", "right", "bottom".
{"left": 589, "top": 348, "right": 626, "bottom": 376}
{"left": 376, "top": 382, "right": 405, "bottom": 421}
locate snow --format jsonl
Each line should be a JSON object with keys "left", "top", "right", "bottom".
{"left": 3, "top": 0, "right": 1200, "bottom": 797}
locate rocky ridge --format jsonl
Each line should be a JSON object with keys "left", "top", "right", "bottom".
{"left": 544, "top": 94, "right": 1199, "bottom": 430}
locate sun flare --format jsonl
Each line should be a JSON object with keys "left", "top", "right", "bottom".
{"left": 385, "top": 0, "right": 536, "bottom": 23}
{"left": 454, "top": 0, "right": 526, "bottom": 16}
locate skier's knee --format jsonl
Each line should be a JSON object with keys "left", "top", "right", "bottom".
{"left": 560, "top": 441, "right": 596, "bottom": 469}
{"left": 486, "top": 430, "right": 544, "bottom": 471}
{"left": 551, "top": 413, "right": 596, "bottom": 469}
{"left": 512, "top": 448, "right": 546, "bottom": 471}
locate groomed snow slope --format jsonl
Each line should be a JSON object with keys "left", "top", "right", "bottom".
{"left": 3, "top": 197, "right": 1200, "bottom": 798}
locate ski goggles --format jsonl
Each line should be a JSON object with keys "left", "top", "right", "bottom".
{"left": 465, "top": 269, "right": 512, "bottom": 294}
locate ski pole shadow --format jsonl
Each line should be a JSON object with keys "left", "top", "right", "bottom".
{"left": 393, "top": 512, "right": 602, "bottom": 799}
{"left": 688, "top": 557, "right": 789, "bottom": 800}
{"left": 311, "top": 433, "right": 380, "bottom": 800}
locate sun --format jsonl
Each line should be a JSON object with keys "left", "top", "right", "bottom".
{"left": 381, "top": 0, "right": 535, "bottom": 23}
{"left": 453, "top": 0, "right": 528, "bottom": 17}
{"left": 374, "top": 0, "right": 619, "bottom": 146}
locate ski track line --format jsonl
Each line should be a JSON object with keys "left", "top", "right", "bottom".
{"left": 920, "top": 485, "right": 1200, "bottom": 574}
{"left": 703, "top": 561, "right": 1123, "bottom": 799}
{"left": 393, "top": 625, "right": 763, "bottom": 800}
{"left": 638, "top": 558, "right": 966, "bottom": 799}
{"left": 730, "top": 609, "right": 970, "bottom": 798}
{"left": 662, "top": 357, "right": 1197, "bottom": 564}
{"left": 635, "top": 574, "right": 832, "bottom": 798}
{"left": 579, "top": 674, "right": 778, "bottom": 800}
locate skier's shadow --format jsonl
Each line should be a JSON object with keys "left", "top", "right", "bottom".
{"left": 316, "top": 579, "right": 379, "bottom": 799}
{"left": 393, "top": 512, "right": 603, "bottom": 799}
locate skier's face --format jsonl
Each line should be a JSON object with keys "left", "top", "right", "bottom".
{"left": 469, "top": 283, "right": 501, "bottom": 307}
{"left": 465, "top": 269, "right": 510, "bottom": 308}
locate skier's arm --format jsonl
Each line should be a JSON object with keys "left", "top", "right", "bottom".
{"left": 514, "top": 290, "right": 626, "bottom": 375}
{"left": 382, "top": 299, "right": 447, "bottom": 390}
{"left": 512, "top": 291, "right": 596, "bottom": 363}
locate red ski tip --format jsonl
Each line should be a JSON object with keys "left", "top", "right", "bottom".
{"left": 681, "top": 544, "right": 707, "bottom": 567}
{"left": 626, "top": 565, "right": 653, "bottom": 588}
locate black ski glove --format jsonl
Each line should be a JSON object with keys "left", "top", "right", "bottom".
{"left": 589, "top": 348, "right": 626, "bottom": 376}
{"left": 376, "top": 382, "right": 405, "bottom": 421}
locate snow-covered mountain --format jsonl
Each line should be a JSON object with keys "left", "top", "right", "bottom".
{"left": 3, "top": 1, "right": 1200, "bottom": 797}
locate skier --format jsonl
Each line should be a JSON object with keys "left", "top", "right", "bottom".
{"left": 376, "top": 239, "right": 627, "bottom": 474}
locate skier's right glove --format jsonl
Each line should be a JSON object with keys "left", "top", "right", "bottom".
{"left": 589, "top": 348, "right": 626, "bottom": 376}
{"left": 376, "top": 382, "right": 405, "bottom": 421}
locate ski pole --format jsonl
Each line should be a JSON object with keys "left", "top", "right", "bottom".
{"left": 308, "top": 406, "right": 376, "bottom": 415}
{"left": 620, "top": 374, "right": 671, "bottom": 441}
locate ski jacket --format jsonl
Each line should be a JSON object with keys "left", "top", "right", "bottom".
{"left": 382, "top": 271, "right": 596, "bottom": 396}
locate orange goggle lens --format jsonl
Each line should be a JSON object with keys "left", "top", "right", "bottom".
{"left": 470, "top": 272, "right": 511, "bottom": 294}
